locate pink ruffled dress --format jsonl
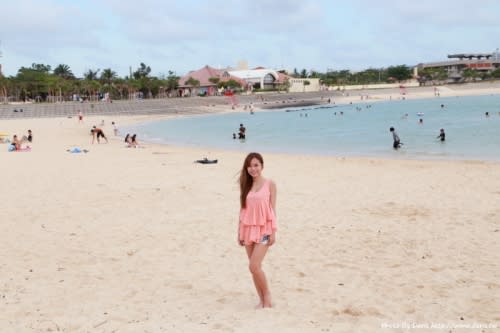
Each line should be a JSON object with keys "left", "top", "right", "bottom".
{"left": 239, "top": 180, "right": 277, "bottom": 244}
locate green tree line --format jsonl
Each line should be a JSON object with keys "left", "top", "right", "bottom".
{"left": 289, "top": 65, "right": 413, "bottom": 85}
{"left": 0, "top": 62, "right": 180, "bottom": 102}
{"left": 3, "top": 62, "right": 500, "bottom": 102}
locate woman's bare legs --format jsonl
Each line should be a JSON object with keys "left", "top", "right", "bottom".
{"left": 245, "top": 244, "right": 264, "bottom": 307}
{"left": 245, "top": 243, "right": 272, "bottom": 308}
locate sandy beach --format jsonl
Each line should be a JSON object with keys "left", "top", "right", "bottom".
{"left": 1, "top": 85, "right": 499, "bottom": 332}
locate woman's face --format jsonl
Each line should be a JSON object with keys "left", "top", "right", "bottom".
{"left": 247, "top": 157, "right": 263, "bottom": 178}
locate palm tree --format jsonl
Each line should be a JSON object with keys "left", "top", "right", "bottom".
{"left": 83, "top": 69, "right": 100, "bottom": 81}
{"left": 53, "top": 64, "right": 75, "bottom": 80}
{"left": 0, "top": 75, "right": 8, "bottom": 103}
{"left": 81, "top": 79, "right": 101, "bottom": 101}
{"left": 100, "top": 68, "right": 117, "bottom": 85}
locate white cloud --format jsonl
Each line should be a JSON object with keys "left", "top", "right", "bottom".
{"left": 1, "top": 0, "right": 499, "bottom": 77}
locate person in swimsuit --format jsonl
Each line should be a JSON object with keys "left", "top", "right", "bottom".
{"left": 131, "top": 134, "right": 139, "bottom": 147}
{"left": 10, "top": 134, "right": 21, "bottom": 151}
{"left": 238, "top": 152, "right": 277, "bottom": 308}
{"left": 91, "top": 126, "right": 108, "bottom": 144}
{"left": 390, "top": 127, "right": 401, "bottom": 149}
{"left": 238, "top": 123, "right": 246, "bottom": 139}
{"left": 437, "top": 128, "right": 445, "bottom": 142}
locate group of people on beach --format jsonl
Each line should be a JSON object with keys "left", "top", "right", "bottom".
{"left": 7, "top": 130, "right": 32, "bottom": 152}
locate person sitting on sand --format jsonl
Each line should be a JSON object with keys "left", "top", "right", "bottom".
{"left": 9, "top": 135, "right": 21, "bottom": 151}
{"left": 22, "top": 129, "right": 32, "bottom": 143}
{"left": 131, "top": 134, "right": 139, "bottom": 147}
{"left": 91, "top": 126, "right": 108, "bottom": 144}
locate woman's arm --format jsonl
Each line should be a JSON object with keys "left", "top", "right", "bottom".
{"left": 269, "top": 180, "right": 277, "bottom": 213}
{"left": 269, "top": 180, "right": 277, "bottom": 246}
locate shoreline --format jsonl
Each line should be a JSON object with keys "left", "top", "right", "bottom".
{"left": 2, "top": 80, "right": 500, "bottom": 163}
{"left": 115, "top": 89, "right": 500, "bottom": 164}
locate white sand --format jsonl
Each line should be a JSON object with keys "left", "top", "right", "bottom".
{"left": 1, "top": 87, "right": 499, "bottom": 332}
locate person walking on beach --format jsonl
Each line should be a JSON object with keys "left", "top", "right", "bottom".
{"left": 238, "top": 152, "right": 277, "bottom": 308}
{"left": 78, "top": 110, "right": 83, "bottom": 123}
{"left": 112, "top": 122, "right": 119, "bottom": 136}
{"left": 437, "top": 128, "right": 445, "bottom": 142}
{"left": 390, "top": 127, "right": 401, "bottom": 149}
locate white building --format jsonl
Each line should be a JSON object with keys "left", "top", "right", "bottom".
{"left": 224, "top": 69, "right": 280, "bottom": 90}
{"left": 287, "top": 78, "right": 321, "bottom": 93}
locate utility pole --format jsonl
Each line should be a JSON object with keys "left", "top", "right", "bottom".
{"left": 0, "top": 40, "right": 3, "bottom": 77}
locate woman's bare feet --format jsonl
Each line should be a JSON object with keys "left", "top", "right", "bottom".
{"left": 262, "top": 293, "right": 272, "bottom": 308}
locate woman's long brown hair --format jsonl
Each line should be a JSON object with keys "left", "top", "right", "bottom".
{"left": 239, "top": 152, "right": 264, "bottom": 208}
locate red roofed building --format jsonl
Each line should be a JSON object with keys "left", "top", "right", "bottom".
{"left": 178, "top": 65, "right": 222, "bottom": 96}
{"left": 178, "top": 65, "right": 295, "bottom": 96}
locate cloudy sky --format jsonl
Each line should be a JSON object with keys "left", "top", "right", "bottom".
{"left": 1, "top": 0, "right": 499, "bottom": 77}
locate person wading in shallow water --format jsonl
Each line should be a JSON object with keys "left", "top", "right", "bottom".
{"left": 390, "top": 127, "right": 401, "bottom": 149}
{"left": 238, "top": 123, "right": 246, "bottom": 139}
{"left": 437, "top": 128, "right": 446, "bottom": 142}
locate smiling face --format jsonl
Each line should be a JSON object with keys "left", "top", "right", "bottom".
{"left": 247, "top": 157, "right": 263, "bottom": 179}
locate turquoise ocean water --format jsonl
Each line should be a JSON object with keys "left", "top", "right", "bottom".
{"left": 125, "top": 94, "right": 500, "bottom": 161}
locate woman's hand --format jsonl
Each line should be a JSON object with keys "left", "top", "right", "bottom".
{"left": 237, "top": 221, "right": 244, "bottom": 246}
{"left": 268, "top": 233, "right": 276, "bottom": 246}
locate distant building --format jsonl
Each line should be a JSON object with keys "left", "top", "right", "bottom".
{"left": 224, "top": 68, "right": 281, "bottom": 90}
{"left": 179, "top": 65, "right": 292, "bottom": 95}
{"left": 179, "top": 64, "right": 323, "bottom": 95}
{"left": 417, "top": 50, "right": 500, "bottom": 82}
{"left": 287, "top": 78, "right": 321, "bottom": 93}
{"left": 178, "top": 65, "right": 245, "bottom": 96}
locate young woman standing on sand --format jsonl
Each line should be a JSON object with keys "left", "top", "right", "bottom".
{"left": 238, "top": 152, "right": 277, "bottom": 308}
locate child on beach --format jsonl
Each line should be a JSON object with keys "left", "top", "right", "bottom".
{"left": 238, "top": 152, "right": 277, "bottom": 308}
{"left": 112, "top": 122, "right": 119, "bottom": 136}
